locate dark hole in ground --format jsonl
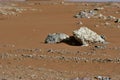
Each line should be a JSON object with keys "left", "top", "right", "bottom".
{"left": 62, "top": 36, "right": 82, "bottom": 46}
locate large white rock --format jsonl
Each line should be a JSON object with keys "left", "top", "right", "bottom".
{"left": 45, "top": 33, "right": 69, "bottom": 43}
{"left": 73, "top": 27, "right": 105, "bottom": 46}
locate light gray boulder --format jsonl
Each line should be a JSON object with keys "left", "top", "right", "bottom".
{"left": 73, "top": 27, "right": 105, "bottom": 46}
{"left": 45, "top": 33, "right": 69, "bottom": 43}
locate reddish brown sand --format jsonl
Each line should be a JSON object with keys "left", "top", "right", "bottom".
{"left": 0, "top": 1, "right": 120, "bottom": 80}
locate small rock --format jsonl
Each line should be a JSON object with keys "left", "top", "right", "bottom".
{"left": 45, "top": 33, "right": 69, "bottom": 43}
{"left": 115, "top": 18, "right": 120, "bottom": 23}
{"left": 18, "top": 76, "right": 22, "bottom": 79}
{"left": 97, "top": 14, "right": 107, "bottom": 20}
{"left": 117, "top": 25, "right": 120, "bottom": 28}
{"left": 61, "top": 1, "right": 64, "bottom": 4}
{"left": 94, "top": 7, "right": 104, "bottom": 11}
{"left": 107, "top": 16, "right": 116, "bottom": 20}
{"left": 77, "top": 21, "right": 83, "bottom": 25}
{"left": 105, "top": 22, "right": 110, "bottom": 26}
{"left": 74, "top": 14, "right": 81, "bottom": 18}
{"left": 95, "top": 25, "right": 99, "bottom": 27}
{"left": 98, "top": 14, "right": 104, "bottom": 18}
{"left": 115, "top": 11, "right": 119, "bottom": 14}
{"left": 94, "top": 45, "right": 106, "bottom": 49}
{"left": 47, "top": 49, "right": 54, "bottom": 53}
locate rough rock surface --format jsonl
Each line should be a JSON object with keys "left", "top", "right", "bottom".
{"left": 73, "top": 27, "right": 105, "bottom": 46}
{"left": 45, "top": 33, "right": 69, "bottom": 43}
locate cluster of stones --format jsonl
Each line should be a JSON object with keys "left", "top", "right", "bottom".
{"left": 0, "top": 3, "right": 26, "bottom": 15}
{"left": 74, "top": 8, "right": 120, "bottom": 24}
{"left": 45, "top": 27, "right": 105, "bottom": 46}
{"left": 74, "top": 10, "right": 97, "bottom": 18}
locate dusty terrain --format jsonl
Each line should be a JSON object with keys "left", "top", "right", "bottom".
{"left": 0, "top": 1, "right": 120, "bottom": 80}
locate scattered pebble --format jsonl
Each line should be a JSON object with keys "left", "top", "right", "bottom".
{"left": 94, "top": 45, "right": 106, "bottom": 49}
{"left": 95, "top": 76, "right": 111, "bottom": 80}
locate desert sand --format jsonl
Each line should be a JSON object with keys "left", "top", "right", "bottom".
{"left": 0, "top": 0, "right": 120, "bottom": 80}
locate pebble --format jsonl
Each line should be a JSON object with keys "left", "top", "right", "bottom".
{"left": 60, "top": 1, "right": 64, "bottom": 4}
{"left": 107, "top": 16, "right": 116, "bottom": 20}
{"left": 95, "top": 25, "right": 99, "bottom": 27}
{"left": 117, "top": 25, "right": 120, "bottom": 28}
{"left": 105, "top": 22, "right": 110, "bottom": 26}
{"left": 45, "top": 33, "right": 69, "bottom": 43}
{"left": 21, "top": 54, "right": 34, "bottom": 58}
{"left": 94, "top": 45, "right": 106, "bottom": 49}
{"left": 94, "top": 7, "right": 104, "bottom": 11}
{"left": 47, "top": 49, "right": 54, "bottom": 53}
{"left": 77, "top": 21, "right": 83, "bottom": 25}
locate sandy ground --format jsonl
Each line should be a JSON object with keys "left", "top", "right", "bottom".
{"left": 0, "top": 1, "right": 120, "bottom": 80}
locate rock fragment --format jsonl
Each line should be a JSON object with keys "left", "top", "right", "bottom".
{"left": 94, "top": 45, "right": 106, "bottom": 49}
{"left": 107, "top": 16, "right": 116, "bottom": 20}
{"left": 73, "top": 27, "right": 105, "bottom": 46}
{"left": 115, "top": 18, "right": 120, "bottom": 23}
{"left": 45, "top": 33, "right": 69, "bottom": 43}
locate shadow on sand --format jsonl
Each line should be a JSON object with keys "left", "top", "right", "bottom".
{"left": 61, "top": 36, "right": 82, "bottom": 46}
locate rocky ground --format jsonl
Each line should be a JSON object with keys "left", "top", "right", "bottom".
{"left": 0, "top": 1, "right": 120, "bottom": 80}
